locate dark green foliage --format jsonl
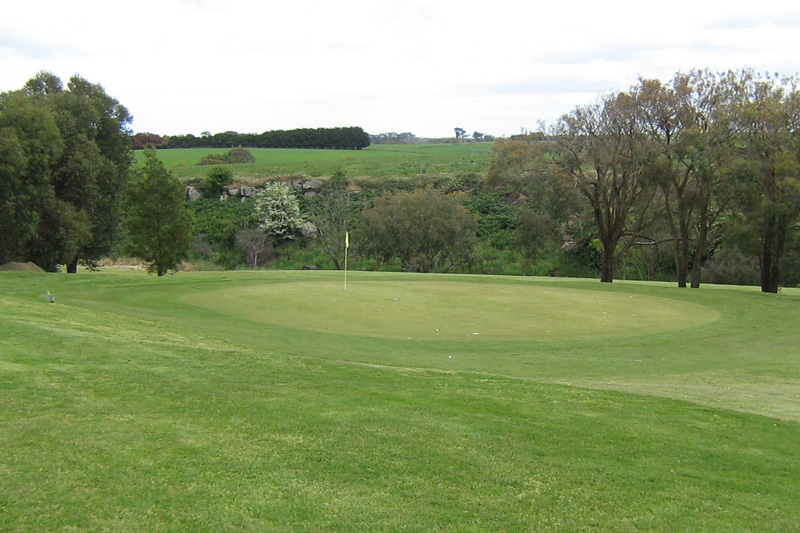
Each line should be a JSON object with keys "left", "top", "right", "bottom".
{"left": 198, "top": 147, "right": 256, "bottom": 166}
{"left": 464, "top": 189, "right": 519, "bottom": 247}
{"left": 189, "top": 197, "right": 255, "bottom": 265}
{"left": 0, "top": 72, "right": 132, "bottom": 271}
{"left": 123, "top": 149, "right": 193, "bottom": 275}
{"left": 169, "top": 126, "right": 370, "bottom": 150}
{"left": 357, "top": 188, "right": 478, "bottom": 272}
{"left": 226, "top": 147, "right": 256, "bottom": 164}
{"left": 202, "top": 166, "right": 233, "bottom": 198}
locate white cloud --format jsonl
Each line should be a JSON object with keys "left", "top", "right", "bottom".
{"left": 2, "top": 0, "right": 800, "bottom": 138}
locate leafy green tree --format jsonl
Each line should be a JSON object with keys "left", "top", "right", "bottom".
{"left": 0, "top": 88, "right": 65, "bottom": 269}
{"left": 357, "top": 188, "right": 478, "bottom": 272}
{"left": 203, "top": 166, "right": 233, "bottom": 198}
{"left": 631, "top": 71, "right": 736, "bottom": 287}
{"left": 727, "top": 71, "right": 800, "bottom": 293}
{"left": 485, "top": 138, "right": 582, "bottom": 258}
{"left": 253, "top": 182, "right": 305, "bottom": 239}
{"left": 551, "top": 91, "right": 662, "bottom": 282}
{"left": 123, "top": 149, "right": 193, "bottom": 276}
{"left": 14, "top": 71, "right": 133, "bottom": 273}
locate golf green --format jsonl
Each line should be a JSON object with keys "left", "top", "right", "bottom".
{"left": 182, "top": 280, "right": 719, "bottom": 340}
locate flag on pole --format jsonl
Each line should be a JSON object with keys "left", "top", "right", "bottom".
{"left": 344, "top": 231, "right": 349, "bottom": 291}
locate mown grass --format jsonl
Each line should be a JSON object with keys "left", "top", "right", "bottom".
{"left": 2, "top": 269, "right": 799, "bottom": 531}
{"left": 135, "top": 143, "right": 495, "bottom": 182}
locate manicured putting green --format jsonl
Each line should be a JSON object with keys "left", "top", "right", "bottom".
{"left": 183, "top": 279, "right": 719, "bottom": 340}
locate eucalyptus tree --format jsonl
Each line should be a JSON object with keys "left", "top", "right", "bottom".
{"left": 47, "top": 74, "right": 133, "bottom": 272}
{"left": 727, "top": 71, "right": 800, "bottom": 293}
{"left": 551, "top": 91, "right": 661, "bottom": 282}
{"left": 632, "top": 70, "right": 736, "bottom": 287}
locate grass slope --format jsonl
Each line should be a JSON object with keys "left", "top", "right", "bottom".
{"left": 136, "top": 143, "right": 495, "bottom": 181}
{"left": 1, "top": 269, "right": 799, "bottom": 531}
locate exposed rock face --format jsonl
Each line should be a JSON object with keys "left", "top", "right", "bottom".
{"left": 216, "top": 178, "right": 326, "bottom": 201}
{"left": 299, "top": 221, "right": 319, "bottom": 239}
{"left": 187, "top": 186, "right": 202, "bottom": 201}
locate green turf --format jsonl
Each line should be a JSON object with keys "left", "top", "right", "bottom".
{"left": 136, "top": 143, "right": 495, "bottom": 181}
{"left": 1, "top": 269, "right": 799, "bottom": 531}
{"left": 183, "top": 279, "right": 718, "bottom": 340}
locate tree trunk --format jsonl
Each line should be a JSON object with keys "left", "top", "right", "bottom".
{"left": 760, "top": 218, "right": 779, "bottom": 293}
{"left": 761, "top": 216, "right": 787, "bottom": 293}
{"left": 690, "top": 222, "right": 708, "bottom": 289}
{"left": 601, "top": 240, "right": 616, "bottom": 283}
{"left": 674, "top": 238, "right": 688, "bottom": 288}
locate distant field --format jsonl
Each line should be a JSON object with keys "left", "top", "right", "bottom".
{"left": 135, "top": 143, "right": 495, "bottom": 182}
{"left": 2, "top": 269, "right": 799, "bottom": 530}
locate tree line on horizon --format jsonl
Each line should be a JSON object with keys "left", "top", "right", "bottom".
{"left": 132, "top": 126, "right": 371, "bottom": 150}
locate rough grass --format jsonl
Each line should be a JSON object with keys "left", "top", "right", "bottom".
{"left": 1, "top": 269, "right": 799, "bottom": 531}
{"left": 136, "top": 143, "right": 495, "bottom": 182}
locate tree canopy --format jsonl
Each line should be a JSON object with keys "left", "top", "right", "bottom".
{"left": 146, "top": 126, "right": 371, "bottom": 150}
{"left": 357, "top": 188, "right": 478, "bottom": 273}
{"left": 122, "top": 148, "right": 193, "bottom": 276}
{"left": 0, "top": 71, "right": 132, "bottom": 271}
{"left": 490, "top": 68, "right": 800, "bottom": 291}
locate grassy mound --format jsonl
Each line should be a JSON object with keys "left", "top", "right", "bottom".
{"left": 0, "top": 262, "right": 45, "bottom": 272}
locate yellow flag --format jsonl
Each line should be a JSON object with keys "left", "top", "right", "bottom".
{"left": 345, "top": 231, "right": 350, "bottom": 249}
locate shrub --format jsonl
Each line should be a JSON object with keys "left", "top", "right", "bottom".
{"left": 197, "top": 147, "right": 256, "bottom": 166}
{"left": 203, "top": 166, "right": 233, "bottom": 198}
{"left": 227, "top": 147, "right": 256, "bottom": 164}
{"left": 253, "top": 182, "right": 305, "bottom": 240}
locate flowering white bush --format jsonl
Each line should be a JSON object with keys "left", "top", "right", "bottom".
{"left": 252, "top": 182, "right": 305, "bottom": 239}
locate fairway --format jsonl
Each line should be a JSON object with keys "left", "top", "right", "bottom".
{"left": 2, "top": 269, "right": 799, "bottom": 531}
{"left": 184, "top": 279, "right": 719, "bottom": 340}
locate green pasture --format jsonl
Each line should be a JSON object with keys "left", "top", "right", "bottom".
{"left": 2, "top": 269, "right": 799, "bottom": 530}
{"left": 135, "top": 143, "right": 495, "bottom": 182}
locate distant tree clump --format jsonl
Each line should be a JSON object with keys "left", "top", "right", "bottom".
{"left": 131, "top": 132, "right": 169, "bottom": 149}
{"left": 168, "top": 127, "right": 370, "bottom": 150}
{"left": 198, "top": 147, "right": 256, "bottom": 165}
{"left": 226, "top": 147, "right": 256, "bottom": 163}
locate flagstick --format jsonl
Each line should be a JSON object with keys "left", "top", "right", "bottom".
{"left": 344, "top": 231, "right": 349, "bottom": 292}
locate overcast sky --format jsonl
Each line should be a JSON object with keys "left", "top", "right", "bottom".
{"left": 2, "top": 0, "right": 799, "bottom": 138}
